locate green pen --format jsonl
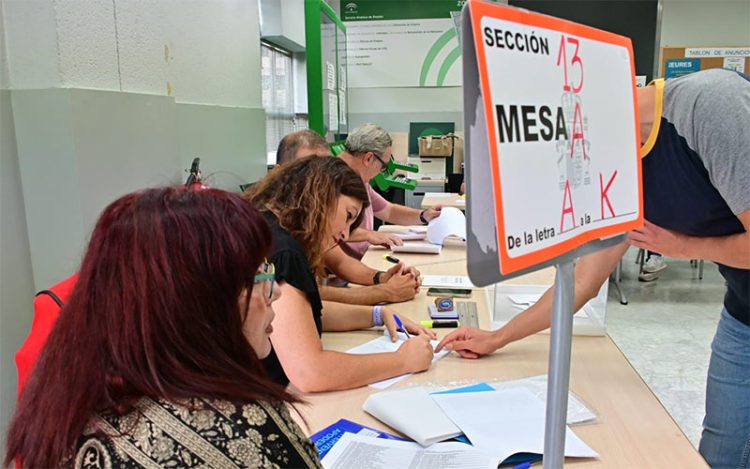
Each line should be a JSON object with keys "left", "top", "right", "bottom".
{"left": 420, "top": 320, "right": 460, "bottom": 328}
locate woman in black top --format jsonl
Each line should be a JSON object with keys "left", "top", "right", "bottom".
{"left": 245, "top": 156, "right": 435, "bottom": 392}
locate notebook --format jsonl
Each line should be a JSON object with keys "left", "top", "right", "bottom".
{"left": 362, "top": 386, "right": 462, "bottom": 446}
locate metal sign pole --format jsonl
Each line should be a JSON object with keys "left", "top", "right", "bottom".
{"left": 543, "top": 260, "right": 576, "bottom": 469}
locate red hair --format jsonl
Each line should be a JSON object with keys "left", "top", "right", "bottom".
{"left": 5, "top": 186, "right": 294, "bottom": 468}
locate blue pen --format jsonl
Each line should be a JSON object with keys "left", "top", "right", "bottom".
{"left": 392, "top": 314, "right": 411, "bottom": 339}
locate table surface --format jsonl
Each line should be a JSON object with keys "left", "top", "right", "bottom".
{"left": 420, "top": 192, "right": 466, "bottom": 210}
{"left": 294, "top": 230, "right": 707, "bottom": 468}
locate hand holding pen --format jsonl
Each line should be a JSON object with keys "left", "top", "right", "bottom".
{"left": 380, "top": 308, "right": 436, "bottom": 342}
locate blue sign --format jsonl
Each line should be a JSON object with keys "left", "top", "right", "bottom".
{"left": 665, "top": 58, "right": 701, "bottom": 78}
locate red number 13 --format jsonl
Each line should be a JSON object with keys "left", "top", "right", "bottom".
{"left": 557, "top": 35, "right": 584, "bottom": 93}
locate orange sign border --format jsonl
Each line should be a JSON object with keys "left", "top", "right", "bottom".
{"left": 468, "top": 0, "right": 643, "bottom": 275}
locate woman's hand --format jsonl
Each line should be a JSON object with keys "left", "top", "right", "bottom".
{"left": 434, "top": 326, "right": 501, "bottom": 359}
{"left": 396, "top": 335, "right": 434, "bottom": 373}
{"left": 380, "top": 307, "right": 437, "bottom": 341}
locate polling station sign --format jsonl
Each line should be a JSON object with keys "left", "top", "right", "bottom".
{"left": 463, "top": 0, "right": 642, "bottom": 281}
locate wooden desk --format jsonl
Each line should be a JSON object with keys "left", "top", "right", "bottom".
{"left": 296, "top": 233, "right": 706, "bottom": 468}
{"left": 421, "top": 192, "right": 466, "bottom": 210}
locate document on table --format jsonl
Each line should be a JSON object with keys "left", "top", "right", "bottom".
{"left": 426, "top": 207, "right": 466, "bottom": 245}
{"left": 321, "top": 432, "right": 496, "bottom": 469}
{"left": 420, "top": 275, "right": 475, "bottom": 288}
{"left": 423, "top": 192, "right": 454, "bottom": 198}
{"left": 363, "top": 386, "right": 462, "bottom": 446}
{"left": 431, "top": 388, "right": 598, "bottom": 464}
{"left": 348, "top": 332, "right": 449, "bottom": 389}
{"left": 391, "top": 243, "right": 442, "bottom": 254}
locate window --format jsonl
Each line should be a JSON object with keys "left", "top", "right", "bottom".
{"left": 262, "top": 42, "right": 296, "bottom": 165}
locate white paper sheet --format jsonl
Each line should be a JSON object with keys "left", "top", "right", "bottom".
{"left": 431, "top": 388, "right": 599, "bottom": 464}
{"left": 363, "top": 386, "right": 462, "bottom": 446}
{"left": 420, "top": 275, "right": 475, "bottom": 288}
{"left": 426, "top": 207, "right": 466, "bottom": 245}
{"left": 348, "top": 331, "right": 449, "bottom": 389}
{"left": 424, "top": 192, "right": 454, "bottom": 198}
{"left": 391, "top": 243, "right": 441, "bottom": 254}
{"left": 321, "top": 432, "right": 496, "bottom": 469}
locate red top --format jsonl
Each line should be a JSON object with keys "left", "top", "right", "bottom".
{"left": 16, "top": 274, "right": 78, "bottom": 396}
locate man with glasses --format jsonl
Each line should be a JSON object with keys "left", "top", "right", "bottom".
{"left": 320, "top": 124, "right": 443, "bottom": 306}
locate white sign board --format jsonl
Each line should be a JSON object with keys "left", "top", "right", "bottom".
{"left": 463, "top": 1, "right": 642, "bottom": 280}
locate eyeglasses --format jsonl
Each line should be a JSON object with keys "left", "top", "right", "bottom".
{"left": 254, "top": 259, "right": 276, "bottom": 301}
{"left": 371, "top": 152, "right": 390, "bottom": 174}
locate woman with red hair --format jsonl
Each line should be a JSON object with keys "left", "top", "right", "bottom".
{"left": 4, "top": 187, "right": 321, "bottom": 468}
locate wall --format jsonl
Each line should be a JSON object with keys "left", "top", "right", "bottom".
{"left": 0, "top": 1, "right": 36, "bottom": 453}
{"left": 659, "top": 0, "right": 750, "bottom": 75}
{"left": 0, "top": 0, "right": 267, "bottom": 449}
{"left": 660, "top": 0, "right": 750, "bottom": 60}
{"left": 349, "top": 86, "right": 463, "bottom": 135}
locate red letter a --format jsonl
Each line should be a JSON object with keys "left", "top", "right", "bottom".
{"left": 560, "top": 179, "right": 576, "bottom": 233}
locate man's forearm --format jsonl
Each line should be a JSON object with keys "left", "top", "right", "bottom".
{"left": 347, "top": 227, "right": 373, "bottom": 243}
{"left": 378, "top": 203, "right": 422, "bottom": 226}
{"left": 493, "top": 242, "right": 628, "bottom": 348}
{"left": 684, "top": 232, "right": 750, "bottom": 269}
{"left": 320, "top": 286, "right": 390, "bottom": 306}
{"left": 324, "top": 246, "right": 377, "bottom": 285}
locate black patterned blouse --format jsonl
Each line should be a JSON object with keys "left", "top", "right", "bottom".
{"left": 73, "top": 397, "right": 322, "bottom": 468}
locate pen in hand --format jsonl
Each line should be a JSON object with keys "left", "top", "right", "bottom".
{"left": 392, "top": 314, "right": 411, "bottom": 339}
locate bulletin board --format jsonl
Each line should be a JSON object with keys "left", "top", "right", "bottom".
{"left": 660, "top": 46, "right": 750, "bottom": 79}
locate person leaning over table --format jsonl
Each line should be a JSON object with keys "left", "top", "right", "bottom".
{"left": 5, "top": 186, "right": 322, "bottom": 468}
{"left": 244, "top": 156, "right": 436, "bottom": 393}
{"left": 436, "top": 69, "right": 750, "bottom": 468}
{"left": 318, "top": 123, "right": 444, "bottom": 306}
{"left": 276, "top": 129, "right": 424, "bottom": 306}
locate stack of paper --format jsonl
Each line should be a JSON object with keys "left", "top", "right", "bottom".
{"left": 392, "top": 231, "right": 427, "bottom": 241}
{"left": 391, "top": 243, "right": 442, "bottom": 254}
{"left": 431, "top": 388, "right": 599, "bottom": 464}
{"left": 321, "top": 433, "right": 496, "bottom": 469}
{"left": 426, "top": 207, "right": 466, "bottom": 245}
{"left": 362, "top": 386, "right": 463, "bottom": 446}
{"left": 347, "top": 331, "right": 449, "bottom": 389}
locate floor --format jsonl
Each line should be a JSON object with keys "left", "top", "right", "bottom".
{"left": 606, "top": 248, "right": 726, "bottom": 448}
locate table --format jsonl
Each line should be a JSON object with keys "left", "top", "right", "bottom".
{"left": 420, "top": 192, "right": 466, "bottom": 210}
{"left": 295, "top": 231, "right": 707, "bottom": 468}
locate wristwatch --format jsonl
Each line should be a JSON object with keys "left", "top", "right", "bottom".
{"left": 419, "top": 210, "right": 428, "bottom": 225}
{"left": 373, "top": 270, "right": 385, "bottom": 284}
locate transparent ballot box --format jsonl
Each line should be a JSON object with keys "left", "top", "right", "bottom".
{"left": 491, "top": 282, "right": 608, "bottom": 336}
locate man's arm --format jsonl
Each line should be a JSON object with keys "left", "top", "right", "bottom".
{"left": 629, "top": 211, "right": 750, "bottom": 269}
{"left": 436, "top": 242, "right": 629, "bottom": 357}
{"left": 375, "top": 202, "right": 441, "bottom": 226}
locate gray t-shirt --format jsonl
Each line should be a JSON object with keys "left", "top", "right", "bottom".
{"left": 663, "top": 68, "right": 750, "bottom": 215}
{"left": 642, "top": 68, "right": 750, "bottom": 324}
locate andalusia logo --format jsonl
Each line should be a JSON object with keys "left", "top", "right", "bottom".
{"left": 345, "top": 2, "right": 357, "bottom": 14}
{"left": 420, "top": 28, "right": 461, "bottom": 87}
